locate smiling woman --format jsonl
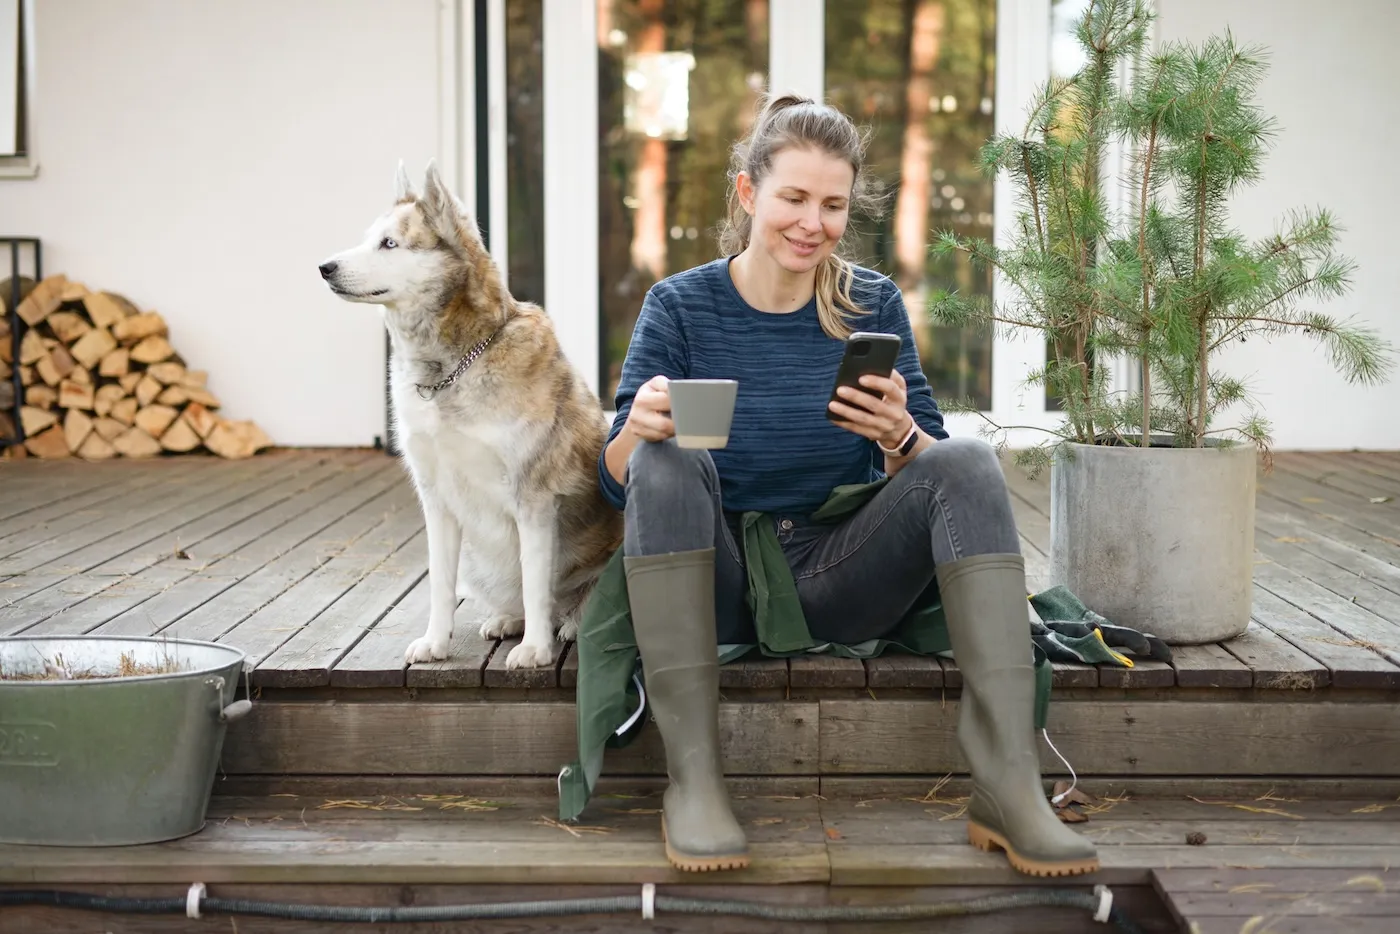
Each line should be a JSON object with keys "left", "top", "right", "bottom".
{"left": 594, "top": 93, "right": 1100, "bottom": 881}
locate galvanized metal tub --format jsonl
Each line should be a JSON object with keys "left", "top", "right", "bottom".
{"left": 0, "top": 635, "right": 252, "bottom": 846}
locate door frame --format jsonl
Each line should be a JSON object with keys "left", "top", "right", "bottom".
{"left": 436, "top": 0, "right": 1133, "bottom": 448}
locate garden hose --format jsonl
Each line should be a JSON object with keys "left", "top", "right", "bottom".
{"left": 2, "top": 883, "right": 1147, "bottom": 931}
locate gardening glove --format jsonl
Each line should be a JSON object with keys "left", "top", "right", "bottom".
{"left": 1029, "top": 585, "right": 1172, "bottom": 664}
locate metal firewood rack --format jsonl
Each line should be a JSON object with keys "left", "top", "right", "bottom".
{"left": 2, "top": 236, "right": 43, "bottom": 450}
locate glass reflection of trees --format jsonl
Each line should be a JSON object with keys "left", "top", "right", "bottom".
{"left": 826, "top": 0, "right": 997, "bottom": 411}
{"left": 505, "top": 0, "right": 1001, "bottom": 411}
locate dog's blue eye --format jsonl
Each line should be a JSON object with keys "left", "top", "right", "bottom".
{"left": 381, "top": 237, "right": 398, "bottom": 249}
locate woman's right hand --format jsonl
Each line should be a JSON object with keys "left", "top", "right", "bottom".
{"left": 623, "top": 374, "right": 675, "bottom": 442}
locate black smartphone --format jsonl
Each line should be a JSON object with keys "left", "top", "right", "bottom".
{"left": 826, "top": 331, "right": 902, "bottom": 421}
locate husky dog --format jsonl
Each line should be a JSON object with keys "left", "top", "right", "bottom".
{"left": 318, "top": 161, "right": 622, "bottom": 669}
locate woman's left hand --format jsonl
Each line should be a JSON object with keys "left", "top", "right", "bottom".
{"left": 828, "top": 368, "right": 914, "bottom": 448}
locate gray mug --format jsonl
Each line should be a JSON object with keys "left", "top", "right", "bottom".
{"left": 668, "top": 379, "right": 738, "bottom": 449}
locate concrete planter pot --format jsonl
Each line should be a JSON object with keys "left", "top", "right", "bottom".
{"left": 1048, "top": 437, "right": 1257, "bottom": 644}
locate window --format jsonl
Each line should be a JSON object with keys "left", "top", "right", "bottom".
{"left": 0, "top": 0, "right": 25, "bottom": 158}
{"left": 825, "top": 0, "right": 998, "bottom": 411}
{"left": 595, "top": 0, "right": 770, "bottom": 402}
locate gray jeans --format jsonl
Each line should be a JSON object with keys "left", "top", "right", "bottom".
{"left": 623, "top": 437, "right": 1022, "bottom": 644}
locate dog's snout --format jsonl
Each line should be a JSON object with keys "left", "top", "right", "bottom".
{"left": 318, "top": 262, "right": 338, "bottom": 280}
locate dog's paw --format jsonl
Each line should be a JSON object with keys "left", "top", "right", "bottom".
{"left": 505, "top": 639, "right": 556, "bottom": 669}
{"left": 479, "top": 614, "right": 525, "bottom": 639}
{"left": 557, "top": 617, "right": 579, "bottom": 643}
{"left": 405, "top": 635, "right": 450, "bottom": 665}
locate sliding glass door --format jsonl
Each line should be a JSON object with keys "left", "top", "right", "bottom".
{"left": 489, "top": 0, "right": 1075, "bottom": 439}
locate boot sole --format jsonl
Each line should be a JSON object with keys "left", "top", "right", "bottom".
{"left": 967, "top": 821, "right": 1099, "bottom": 877}
{"left": 662, "top": 818, "right": 750, "bottom": 872}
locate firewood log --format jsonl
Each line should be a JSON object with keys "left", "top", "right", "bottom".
{"left": 20, "top": 405, "right": 57, "bottom": 436}
{"left": 78, "top": 431, "right": 117, "bottom": 461}
{"left": 99, "top": 347, "right": 130, "bottom": 378}
{"left": 205, "top": 420, "right": 271, "bottom": 459}
{"left": 113, "top": 312, "right": 168, "bottom": 344}
{"left": 69, "top": 327, "right": 117, "bottom": 369}
{"left": 64, "top": 409, "right": 94, "bottom": 453}
{"left": 129, "top": 335, "right": 174, "bottom": 364}
{"left": 113, "top": 426, "right": 162, "bottom": 458}
{"left": 26, "top": 425, "right": 71, "bottom": 458}
{"left": 146, "top": 361, "right": 185, "bottom": 385}
{"left": 57, "top": 380, "right": 95, "bottom": 411}
{"left": 134, "top": 404, "right": 179, "bottom": 438}
{"left": 159, "top": 417, "right": 202, "bottom": 453}
{"left": 93, "top": 417, "right": 126, "bottom": 442}
{"left": 47, "top": 311, "right": 92, "bottom": 344}
{"left": 81, "top": 292, "right": 128, "bottom": 329}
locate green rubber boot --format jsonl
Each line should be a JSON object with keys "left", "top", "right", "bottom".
{"left": 624, "top": 548, "right": 749, "bottom": 872}
{"left": 936, "top": 553, "right": 1100, "bottom": 877}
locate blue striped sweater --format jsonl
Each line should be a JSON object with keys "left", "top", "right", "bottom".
{"left": 598, "top": 257, "right": 949, "bottom": 517}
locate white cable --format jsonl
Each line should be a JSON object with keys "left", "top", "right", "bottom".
{"left": 1042, "top": 728, "right": 1078, "bottom": 804}
{"left": 185, "top": 882, "right": 206, "bottom": 919}
{"left": 641, "top": 882, "right": 656, "bottom": 920}
{"left": 1093, "top": 884, "right": 1113, "bottom": 923}
{"left": 615, "top": 673, "right": 647, "bottom": 736}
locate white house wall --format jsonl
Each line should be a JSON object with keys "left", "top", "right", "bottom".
{"left": 3, "top": 0, "right": 1395, "bottom": 451}
{"left": 1157, "top": 0, "right": 1400, "bottom": 450}
{"left": 1, "top": 0, "right": 441, "bottom": 448}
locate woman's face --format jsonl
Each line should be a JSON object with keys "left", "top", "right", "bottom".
{"left": 738, "top": 146, "right": 854, "bottom": 275}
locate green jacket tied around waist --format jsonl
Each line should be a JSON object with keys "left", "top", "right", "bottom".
{"left": 556, "top": 477, "right": 1055, "bottom": 822}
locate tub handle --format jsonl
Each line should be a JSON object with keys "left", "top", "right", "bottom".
{"left": 205, "top": 675, "right": 254, "bottom": 724}
{"left": 219, "top": 699, "right": 253, "bottom": 723}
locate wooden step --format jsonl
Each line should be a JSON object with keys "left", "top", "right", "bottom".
{"left": 218, "top": 693, "right": 1400, "bottom": 780}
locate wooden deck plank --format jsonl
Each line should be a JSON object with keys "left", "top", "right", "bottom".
{"left": 1256, "top": 533, "right": 1400, "bottom": 629}
{"left": 220, "top": 701, "right": 821, "bottom": 776}
{"left": 1258, "top": 469, "right": 1400, "bottom": 547}
{"left": 1153, "top": 868, "right": 1400, "bottom": 892}
{"left": 253, "top": 532, "right": 428, "bottom": 688}
{"left": 1273, "top": 451, "right": 1400, "bottom": 503}
{"left": 1154, "top": 867, "right": 1400, "bottom": 934}
{"left": 1253, "top": 560, "right": 1400, "bottom": 669}
{"left": 96, "top": 467, "right": 410, "bottom": 643}
{"left": 0, "top": 453, "right": 337, "bottom": 636}
{"left": 483, "top": 635, "right": 567, "bottom": 688}
{"left": 329, "top": 573, "right": 428, "bottom": 687}
{"left": 1255, "top": 508, "right": 1400, "bottom": 600}
{"left": 0, "top": 459, "right": 282, "bottom": 617}
{"left": 1220, "top": 620, "right": 1331, "bottom": 689}
{"left": 1170, "top": 643, "right": 1253, "bottom": 688}
{"left": 789, "top": 653, "right": 866, "bottom": 689}
{"left": 1251, "top": 586, "right": 1400, "bottom": 689}
{"left": 1098, "top": 660, "right": 1176, "bottom": 688}
{"left": 865, "top": 653, "right": 943, "bottom": 689}
{"left": 0, "top": 463, "right": 154, "bottom": 525}
{"left": 0, "top": 459, "right": 206, "bottom": 554}
{"left": 817, "top": 699, "right": 1400, "bottom": 776}
{"left": 719, "top": 651, "right": 790, "bottom": 690}
{"left": 215, "top": 484, "right": 424, "bottom": 671}
{"left": 48, "top": 454, "right": 396, "bottom": 639}
{"left": 0, "top": 458, "right": 219, "bottom": 574}
{"left": 405, "top": 630, "right": 495, "bottom": 688}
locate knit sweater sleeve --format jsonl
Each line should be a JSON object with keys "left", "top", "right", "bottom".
{"left": 879, "top": 281, "right": 950, "bottom": 441}
{"left": 597, "top": 286, "right": 690, "bottom": 510}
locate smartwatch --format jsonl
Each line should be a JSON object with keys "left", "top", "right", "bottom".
{"left": 878, "top": 417, "right": 919, "bottom": 457}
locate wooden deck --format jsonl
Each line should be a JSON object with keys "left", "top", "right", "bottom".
{"left": 3, "top": 447, "right": 1398, "bottom": 691}
{"left": 3, "top": 784, "right": 1399, "bottom": 932}
{"left": 3, "top": 447, "right": 1400, "bottom": 931}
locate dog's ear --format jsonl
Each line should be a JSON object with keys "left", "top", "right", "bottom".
{"left": 420, "top": 159, "right": 463, "bottom": 247}
{"left": 394, "top": 159, "right": 416, "bottom": 202}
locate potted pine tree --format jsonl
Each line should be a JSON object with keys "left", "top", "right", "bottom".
{"left": 926, "top": 0, "right": 1393, "bottom": 643}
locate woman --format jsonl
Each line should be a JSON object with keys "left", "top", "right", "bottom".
{"left": 596, "top": 93, "right": 1097, "bottom": 878}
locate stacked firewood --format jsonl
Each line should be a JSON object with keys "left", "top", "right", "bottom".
{"left": 1, "top": 274, "right": 272, "bottom": 460}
